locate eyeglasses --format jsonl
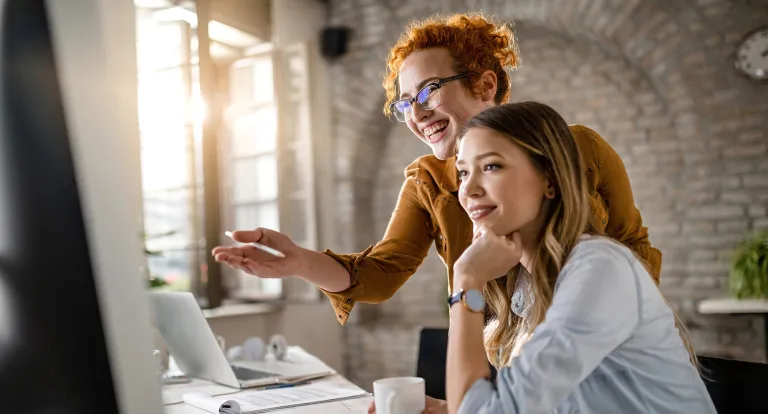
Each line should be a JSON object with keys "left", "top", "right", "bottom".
{"left": 389, "top": 73, "right": 469, "bottom": 122}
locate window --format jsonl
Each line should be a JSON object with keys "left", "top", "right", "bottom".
{"left": 135, "top": 5, "right": 206, "bottom": 296}
{"left": 135, "top": 1, "right": 319, "bottom": 304}
{"left": 221, "top": 43, "right": 320, "bottom": 301}
{"left": 222, "top": 51, "right": 283, "bottom": 299}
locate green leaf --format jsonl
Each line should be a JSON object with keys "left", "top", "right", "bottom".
{"left": 148, "top": 276, "right": 168, "bottom": 288}
{"left": 729, "top": 231, "right": 768, "bottom": 299}
{"left": 144, "top": 248, "right": 164, "bottom": 257}
{"left": 141, "top": 228, "right": 178, "bottom": 288}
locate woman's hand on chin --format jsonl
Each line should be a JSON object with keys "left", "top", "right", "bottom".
{"left": 453, "top": 228, "right": 523, "bottom": 288}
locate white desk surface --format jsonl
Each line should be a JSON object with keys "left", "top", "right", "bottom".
{"left": 698, "top": 297, "right": 768, "bottom": 314}
{"left": 162, "top": 375, "right": 373, "bottom": 414}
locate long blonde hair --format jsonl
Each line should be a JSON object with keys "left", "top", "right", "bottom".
{"left": 460, "top": 102, "right": 699, "bottom": 371}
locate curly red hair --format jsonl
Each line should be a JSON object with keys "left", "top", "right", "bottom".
{"left": 382, "top": 13, "right": 520, "bottom": 116}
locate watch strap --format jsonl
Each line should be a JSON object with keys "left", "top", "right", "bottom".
{"left": 447, "top": 290, "right": 464, "bottom": 308}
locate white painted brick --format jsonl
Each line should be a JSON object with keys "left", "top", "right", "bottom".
{"left": 720, "top": 191, "right": 753, "bottom": 204}
{"left": 753, "top": 218, "right": 768, "bottom": 231}
{"left": 723, "top": 143, "right": 768, "bottom": 159}
{"left": 682, "top": 221, "right": 716, "bottom": 234}
{"left": 716, "top": 220, "right": 750, "bottom": 232}
{"left": 744, "top": 174, "right": 768, "bottom": 188}
{"left": 688, "top": 233, "right": 750, "bottom": 248}
{"left": 738, "top": 130, "right": 765, "bottom": 143}
{"left": 688, "top": 205, "right": 744, "bottom": 220}
{"left": 749, "top": 205, "right": 767, "bottom": 218}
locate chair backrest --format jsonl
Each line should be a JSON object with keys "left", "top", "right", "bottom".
{"left": 416, "top": 328, "right": 449, "bottom": 399}
{"left": 698, "top": 355, "right": 768, "bottom": 414}
{"left": 416, "top": 327, "right": 497, "bottom": 400}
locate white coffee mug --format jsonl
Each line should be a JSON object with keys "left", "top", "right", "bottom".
{"left": 373, "top": 377, "right": 425, "bottom": 414}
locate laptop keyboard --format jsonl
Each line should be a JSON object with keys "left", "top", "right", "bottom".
{"left": 230, "top": 365, "right": 279, "bottom": 381}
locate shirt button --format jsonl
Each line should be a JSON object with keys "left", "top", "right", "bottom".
{"left": 346, "top": 298, "right": 352, "bottom": 303}
{"left": 438, "top": 235, "right": 443, "bottom": 240}
{"left": 338, "top": 314, "right": 343, "bottom": 319}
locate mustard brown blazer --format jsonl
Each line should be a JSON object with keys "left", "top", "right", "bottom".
{"left": 321, "top": 125, "right": 661, "bottom": 325}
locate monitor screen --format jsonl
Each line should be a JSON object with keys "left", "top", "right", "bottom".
{"left": 0, "top": 0, "right": 162, "bottom": 412}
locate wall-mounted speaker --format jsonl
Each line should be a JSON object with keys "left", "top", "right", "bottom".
{"left": 321, "top": 26, "right": 350, "bottom": 59}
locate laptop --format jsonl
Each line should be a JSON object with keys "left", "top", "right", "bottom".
{"left": 148, "top": 291, "right": 334, "bottom": 389}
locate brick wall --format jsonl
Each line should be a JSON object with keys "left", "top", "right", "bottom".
{"left": 325, "top": 0, "right": 768, "bottom": 389}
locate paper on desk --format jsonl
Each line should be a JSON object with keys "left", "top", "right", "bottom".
{"left": 163, "top": 378, "right": 240, "bottom": 405}
{"left": 183, "top": 381, "right": 369, "bottom": 413}
{"left": 164, "top": 346, "right": 335, "bottom": 405}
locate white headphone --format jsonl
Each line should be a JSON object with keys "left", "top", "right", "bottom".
{"left": 225, "top": 334, "right": 289, "bottom": 362}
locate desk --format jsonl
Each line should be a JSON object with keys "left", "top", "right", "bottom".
{"left": 162, "top": 375, "right": 373, "bottom": 414}
{"left": 698, "top": 297, "right": 768, "bottom": 359}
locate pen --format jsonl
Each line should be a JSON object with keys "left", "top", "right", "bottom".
{"left": 261, "top": 380, "right": 312, "bottom": 390}
{"left": 224, "top": 231, "right": 286, "bottom": 258}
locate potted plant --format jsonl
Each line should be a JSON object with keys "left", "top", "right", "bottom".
{"left": 729, "top": 231, "right": 768, "bottom": 299}
{"left": 142, "top": 230, "right": 176, "bottom": 289}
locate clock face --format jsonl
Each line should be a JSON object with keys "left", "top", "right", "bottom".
{"left": 736, "top": 27, "right": 768, "bottom": 81}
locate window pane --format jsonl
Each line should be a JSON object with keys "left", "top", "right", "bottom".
{"left": 143, "top": 188, "right": 195, "bottom": 248}
{"left": 260, "top": 279, "right": 283, "bottom": 296}
{"left": 231, "top": 105, "right": 276, "bottom": 156}
{"left": 136, "top": 14, "right": 186, "bottom": 71}
{"left": 135, "top": 3, "right": 205, "bottom": 301}
{"left": 232, "top": 156, "right": 277, "bottom": 202}
{"left": 236, "top": 270, "right": 264, "bottom": 294}
{"left": 234, "top": 202, "right": 279, "bottom": 231}
{"left": 235, "top": 270, "right": 282, "bottom": 298}
{"left": 141, "top": 133, "right": 191, "bottom": 191}
{"left": 138, "top": 68, "right": 187, "bottom": 131}
{"left": 147, "top": 249, "right": 195, "bottom": 292}
{"left": 251, "top": 57, "right": 273, "bottom": 103}
{"left": 230, "top": 65, "right": 253, "bottom": 106}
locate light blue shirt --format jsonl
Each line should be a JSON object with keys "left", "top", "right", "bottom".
{"left": 458, "top": 237, "right": 716, "bottom": 414}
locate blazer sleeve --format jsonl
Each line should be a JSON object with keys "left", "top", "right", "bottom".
{"left": 319, "top": 173, "right": 434, "bottom": 325}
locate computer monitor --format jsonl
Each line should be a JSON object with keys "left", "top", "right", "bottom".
{"left": 0, "top": 0, "right": 163, "bottom": 413}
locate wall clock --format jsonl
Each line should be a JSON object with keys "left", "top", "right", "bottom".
{"left": 735, "top": 26, "right": 768, "bottom": 82}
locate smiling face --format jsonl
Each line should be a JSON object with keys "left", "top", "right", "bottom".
{"left": 456, "top": 127, "right": 552, "bottom": 239}
{"left": 397, "top": 48, "right": 494, "bottom": 160}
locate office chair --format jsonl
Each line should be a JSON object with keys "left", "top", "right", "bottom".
{"left": 416, "top": 327, "right": 497, "bottom": 400}
{"left": 416, "top": 328, "right": 448, "bottom": 399}
{"left": 698, "top": 355, "right": 768, "bottom": 414}
{"left": 417, "top": 328, "right": 768, "bottom": 413}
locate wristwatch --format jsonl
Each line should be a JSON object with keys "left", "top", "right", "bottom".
{"left": 447, "top": 289, "right": 486, "bottom": 313}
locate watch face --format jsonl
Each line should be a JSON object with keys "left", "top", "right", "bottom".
{"left": 463, "top": 289, "right": 485, "bottom": 312}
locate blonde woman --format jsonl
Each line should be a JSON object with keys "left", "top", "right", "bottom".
{"left": 447, "top": 102, "right": 715, "bottom": 414}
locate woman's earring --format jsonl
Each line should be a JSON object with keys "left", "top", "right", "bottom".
{"left": 546, "top": 189, "right": 555, "bottom": 198}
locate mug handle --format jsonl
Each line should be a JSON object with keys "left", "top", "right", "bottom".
{"left": 386, "top": 392, "right": 402, "bottom": 414}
